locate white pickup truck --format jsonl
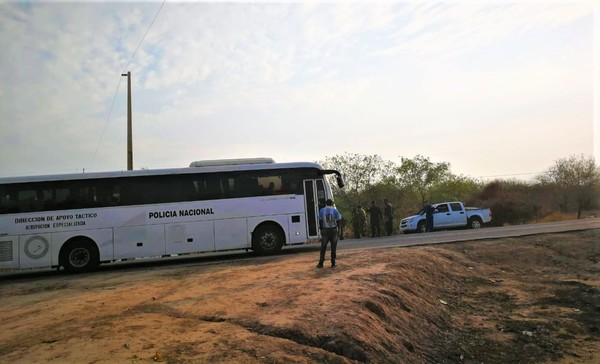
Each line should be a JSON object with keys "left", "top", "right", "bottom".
{"left": 399, "top": 201, "right": 492, "bottom": 233}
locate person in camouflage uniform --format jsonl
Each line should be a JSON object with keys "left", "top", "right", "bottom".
{"left": 351, "top": 205, "right": 368, "bottom": 238}
{"left": 352, "top": 206, "right": 361, "bottom": 238}
{"left": 384, "top": 198, "right": 394, "bottom": 236}
{"left": 358, "top": 204, "right": 367, "bottom": 237}
{"left": 368, "top": 201, "right": 383, "bottom": 237}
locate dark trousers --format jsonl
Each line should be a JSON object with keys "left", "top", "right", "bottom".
{"left": 426, "top": 216, "right": 434, "bottom": 232}
{"left": 319, "top": 228, "right": 338, "bottom": 264}
{"left": 371, "top": 222, "right": 381, "bottom": 237}
{"left": 385, "top": 219, "right": 393, "bottom": 236}
{"left": 352, "top": 222, "right": 361, "bottom": 238}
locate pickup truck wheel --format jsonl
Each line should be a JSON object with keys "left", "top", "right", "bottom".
{"left": 417, "top": 221, "right": 427, "bottom": 233}
{"left": 468, "top": 217, "right": 482, "bottom": 229}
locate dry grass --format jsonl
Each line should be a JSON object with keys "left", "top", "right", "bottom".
{"left": 0, "top": 230, "right": 598, "bottom": 363}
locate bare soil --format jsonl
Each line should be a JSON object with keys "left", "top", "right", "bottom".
{"left": 1, "top": 230, "right": 599, "bottom": 364}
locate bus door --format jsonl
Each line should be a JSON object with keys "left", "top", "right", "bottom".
{"left": 303, "top": 179, "right": 327, "bottom": 238}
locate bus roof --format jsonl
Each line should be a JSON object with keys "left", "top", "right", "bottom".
{"left": 189, "top": 158, "right": 275, "bottom": 167}
{"left": 0, "top": 161, "right": 330, "bottom": 184}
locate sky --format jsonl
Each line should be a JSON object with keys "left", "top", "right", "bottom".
{"left": 0, "top": 0, "right": 598, "bottom": 181}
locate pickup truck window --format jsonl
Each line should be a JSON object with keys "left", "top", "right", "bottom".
{"left": 436, "top": 204, "right": 449, "bottom": 213}
{"left": 450, "top": 203, "right": 463, "bottom": 211}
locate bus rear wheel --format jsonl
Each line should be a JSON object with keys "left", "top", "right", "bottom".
{"left": 61, "top": 239, "right": 99, "bottom": 273}
{"left": 252, "top": 224, "right": 284, "bottom": 255}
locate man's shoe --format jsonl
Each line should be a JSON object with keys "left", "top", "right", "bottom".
{"left": 316, "top": 264, "right": 324, "bottom": 269}
{"left": 331, "top": 262, "right": 336, "bottom": 268}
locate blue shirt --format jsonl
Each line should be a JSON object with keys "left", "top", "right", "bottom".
{"left": 319, "top": 206, "right": 342, "bottom": 228}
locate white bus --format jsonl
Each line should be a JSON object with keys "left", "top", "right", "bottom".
{"left": 0, "top": 159, "right": 344, "bottom": 273}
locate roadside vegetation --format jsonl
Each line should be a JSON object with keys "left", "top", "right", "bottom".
{"left": 320, "top": 153, "right": 600, "bottom": 233}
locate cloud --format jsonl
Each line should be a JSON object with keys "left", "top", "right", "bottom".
{"left": 0, "top": 1, "right": 594, "bottom": 178}
{"left": 378, "top": 2, "right": 591, "bottom": 61}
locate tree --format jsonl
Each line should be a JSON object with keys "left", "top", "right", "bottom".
{"left": 320, "top": 153, "right": 395, "bottom": 197}
{"left": 539, "top": 154, "right": 600, "bottom": 219}
{"left": 320, "top": 153, "right": 396, "bottom": 225}
{"left": 431, "top": 174, "right": 481, "bottom": 203}
{"left": 393, "top": 155, "right": 452, "bottom": 207}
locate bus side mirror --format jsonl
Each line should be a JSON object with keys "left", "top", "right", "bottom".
{"left": 336, "top": 175, "right": 345, "bottom": 189}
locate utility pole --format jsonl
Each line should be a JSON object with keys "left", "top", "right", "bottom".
{"left": 121, "top": 71, "right": 133, "bottom": 171}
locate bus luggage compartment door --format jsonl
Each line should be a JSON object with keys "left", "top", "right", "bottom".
{"left": 215, "top": 218, "right": 248, "bottom": 250}
{"left": 166, "top": 221, "right": 215, "bottom": 254}
{"left": 19, "top": 234, "right": 52, "bottom": 269}
{"left": 114, "top": 225, "right": 165, "bottom": 260}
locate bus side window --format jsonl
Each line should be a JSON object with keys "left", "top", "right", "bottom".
{"left": 2, "top": 190, "right": 19, "bottom": 214}
{"left": 62, "top": 188, "right": 77, "bottom": 210}
{"left": 96, "top": 186, "right": 114, "bottom": 207}
{"left": 264, "top": 182, "right": 275, "bottom": 195}
{"left": 257, "top": 176, "right": 281, "bottom": 195}
{"left": 282, "top": 178, "right": 302, "bottom": 195}
{"left": 203, "top": 177, "right": 223, "bottom": 200}
{"left": 178, "top": 176, "right": 198, "bottom": 202}
{"left": 77, "top": 185, "right": 95, "bottom": 208}
{"left": 233, "top": 177, "right": 260, "bottom": 198}
{"left": 0, "top": 189, "right": 7, "bottom": 213}
{"left": 17, "top": 189, "right": 38, "bottom": 212}
{"left": 121, "top": 182, "right": 142, "bottom": 205}
{"left": 112, "top": 187, "right": 121, "bottom": 205}
{"left": 41, "top": 189, "right": 55, "bottom": 210}
{"left": 280, "top": 181, "right": 290, "bottom": 194}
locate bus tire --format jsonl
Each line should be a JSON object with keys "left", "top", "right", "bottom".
{"left": 252, "top": 224, "right": 284, "bottom": 255}
{"left": 468, "top": 217, "right": 483, "bottom": 229}
{"left": 60, "top": 238, "right": 100, "bottom": 273}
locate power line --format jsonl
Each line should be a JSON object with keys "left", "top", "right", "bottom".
{"left": 90, "top": 0, "right": 167, "bottom": 170}
{"left": 121, "top": 0, "right": 166, "bottom": 74}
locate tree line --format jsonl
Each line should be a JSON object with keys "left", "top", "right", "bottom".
{"left": 319, "top": 153, "right": 600, "bottom": 230}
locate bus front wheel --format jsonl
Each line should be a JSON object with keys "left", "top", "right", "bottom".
{"left": 252, "top": 224, "right": 284, "bottom": 255}
{"left": 61, "top": 239, "right": 100, "bottom": 273}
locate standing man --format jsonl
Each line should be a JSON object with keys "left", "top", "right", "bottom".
{"left": 424, "top": 201, "right": 435, "bottom": 232}
{"left": 368, "top": 201, "right": 383, "bottom": 237}
{"left": 383, "top": 199, "right": 394, "bottom": 236}
{"left": 338, "top": 216, "right": 346, "bottom": 240}
{"left": 317, "top": 199, "right": 342, "bottom": 268}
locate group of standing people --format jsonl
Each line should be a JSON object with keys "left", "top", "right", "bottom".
{"left": 351, "top": 199, "right": 394, "bottom": 238}
{"left": 316, "top": 198, "right": 395, "bottom": 269}
{"left": 316, "top": 198, "right": 438, "bottom": 268}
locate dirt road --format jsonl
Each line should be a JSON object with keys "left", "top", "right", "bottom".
{"left": 1, "top": 230, "right": 599, "bottom": 363}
